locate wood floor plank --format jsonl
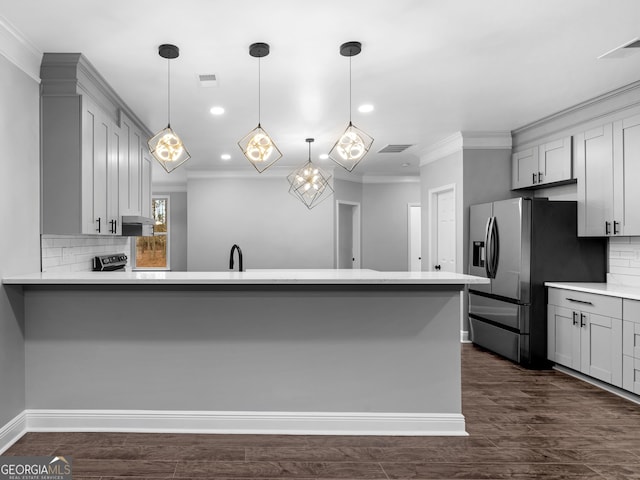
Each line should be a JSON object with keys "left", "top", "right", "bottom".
{"left": 173, "top": 460, "right": 387, "bottom": 478}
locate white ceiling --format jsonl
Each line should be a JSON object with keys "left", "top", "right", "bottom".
{"left": 2, "top": 0, "right": 640, "bottom": 185}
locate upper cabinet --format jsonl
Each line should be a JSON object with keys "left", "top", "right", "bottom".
{"left": 511, "top": 136, "right": 572, "bottom": 189}
{"left": 576, "top": 114, "right": 640, "bottom": 237}
{"left": 40, "top": 53, "right": 153, "bottom": 235}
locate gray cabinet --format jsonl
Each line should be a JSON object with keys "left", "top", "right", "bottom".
{"left": 40, "top": 53, "right": 152, "bottom": 236}
{"left": 577, "top": 115, "right": 640, "bottom": 237}
{"left": 548, "top": 288, "right": 622, "bottom": 387}
{"left": 613, "top": 114, "right": 640, "bottom": 236}
{"left": 623, "top": 299, "right": 640, "bottom": 394}
{"left": 511, "top": 136, "right": 572, "bottom": 189}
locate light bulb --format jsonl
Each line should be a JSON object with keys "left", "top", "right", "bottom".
{"left": 337, "top": 131, "right": 365, "bottom": 161}
{"left": 155, "top": 132, "right": 184, "bottom": 162}
{"left": 246, "top": 133, "right": 273, "bottom": 162}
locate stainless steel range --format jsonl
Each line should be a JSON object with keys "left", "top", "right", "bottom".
{"left": 93, "top": 253, "right": 128, "bottom": 271}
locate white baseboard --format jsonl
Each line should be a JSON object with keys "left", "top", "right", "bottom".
{"left": 0, "top": 411, "right": 27, "bottom": 454}
{"left": 460, "top": 330, "right": 471, "bottom": 343}
{"left": 21, "top": 409, "right": 467, "bottom": 437}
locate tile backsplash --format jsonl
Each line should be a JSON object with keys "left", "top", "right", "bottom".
{"left": 608, "top": 237, "right": 640, "bottom": 286}
{"left": 41, "top": 235, "right": 131, "bottom": 273}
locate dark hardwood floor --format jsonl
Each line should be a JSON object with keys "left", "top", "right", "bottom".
{"left": 5, "top": 344, "right": 640, "bottom": 479}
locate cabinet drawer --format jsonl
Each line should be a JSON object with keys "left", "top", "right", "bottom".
{"left": 548, "top": 288, "right": 622, "bottom": 318}
{"left": 623, "top": 299, "right": 640, "bottom": 323}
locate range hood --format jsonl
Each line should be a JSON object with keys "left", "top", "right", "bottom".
{"left": 121, "top": 215, "right": 154, "bottom": 237}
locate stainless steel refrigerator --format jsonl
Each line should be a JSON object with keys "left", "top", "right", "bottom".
{"left": 468, "top": 197, "right": 606, "bottom": 367}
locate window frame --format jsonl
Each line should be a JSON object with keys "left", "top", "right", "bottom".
{"left": 132, "top": 195, "right": 170, "bottom": 271}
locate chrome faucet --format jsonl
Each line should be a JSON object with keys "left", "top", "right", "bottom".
{"left": 229, "top": 244, "right": 243, "bottom": 272}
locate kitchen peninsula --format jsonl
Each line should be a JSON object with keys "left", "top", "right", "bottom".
{"left": 3, "top": 270, "right": 487, "bottom": 438}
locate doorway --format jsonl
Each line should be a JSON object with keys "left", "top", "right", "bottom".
{"left": 428, "top": 184, "right": 456, "bottom": 272}
{"left": 407, "top": 204, "right": 422, "bottom": 271}
{"left": 336, "top": 201, "right": 361, "bottom": 269}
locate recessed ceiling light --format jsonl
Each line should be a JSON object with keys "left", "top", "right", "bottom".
{"left": 319, "top": 153, "right": 329, "bottom": 160}
{"left": 221, "top": 154, "right": 231, "bottom": 160}
{"left": 401, "top": 162, "right": 410, "bottom": 167}
{"left": 210, "top": 106, "right": 225, "bottom": 115}
{"left": 358, "top": 104, "right": 374, "bottom": 113}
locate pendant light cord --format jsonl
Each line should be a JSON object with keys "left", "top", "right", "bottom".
{"left": 167, "top": 57, "right": 171, "bottom": 127}
{"left": 349, "top": 55, "right": 352, "bottom": 123}
{"left": 258, "top": 56, "right": 262, "bottom": 126}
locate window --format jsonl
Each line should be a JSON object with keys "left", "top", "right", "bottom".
{"left": 134, "top": 197, "right": 169, "bottom": 270}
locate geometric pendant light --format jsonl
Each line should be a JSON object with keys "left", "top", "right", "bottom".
{"left": 329, "top": 41, "right": 374, "bottom": 172}
{"left": 287, "top": 138, "right": 334, "bottom": 210}
{"left": 148, "top": 44, "right": 191, "bottom": 173}
{"left": 238, "top": 42, "right": 282, "bottom": 173}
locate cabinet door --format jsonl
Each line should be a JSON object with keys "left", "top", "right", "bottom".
{"left": 580, "top": 313, "right": 622, "bottom": 387}
{"left": 548, "top": 305, "right": 580, "bottom": 369}
{"left": 119, "top": 116, "right": 143, "bottom": 217}
{"left": 511, "top": 146, "right": 539, "bottom": 189}
{"left": 576, "top": 124, "right": 614, "bottom": 236}
{"left": 141, "top": 150, "right": 153, "bottom": 219}
{"left": 107, "top": 123, "right": 121, "bottom": 234}
{"left": 82, "top": 99, "right": 109, "bottom": 235}
{"left": 613, "top": 114, "right": 640, "bottom": 236}
{"left": 539, "top": 136, "right": 572, "bottom": 185}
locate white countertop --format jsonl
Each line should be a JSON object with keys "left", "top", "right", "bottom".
{"left": 546, "top": 282, "right": 640, "bottom": 301}
{"left": 3, "top": 269, "right": 490, "bottom": 286}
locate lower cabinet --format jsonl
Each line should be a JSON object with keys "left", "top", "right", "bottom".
{"left": 623, "top": 299, "right": 640, "bottom": 394}
{"left": 547, "top": 288, "right": 622, "bottom": 387}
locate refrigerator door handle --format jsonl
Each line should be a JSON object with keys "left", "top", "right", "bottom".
{"left": 484, "top": 217, "right": 493, "bottom": 278}
{"left": 491, "top": 216, "right": 499, "bottom": 278}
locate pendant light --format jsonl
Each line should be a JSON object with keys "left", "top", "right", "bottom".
{"left": 287, "top": 138, "right": 334, "bottom": 209}
{"left": 148, "top": 44, "right": 190, "bottom": 173}
{"left": 238, "top": 42, "right": 282, "bottom": 173}
{"left": 329, "top": 41, "right": 374, "bottom": 172}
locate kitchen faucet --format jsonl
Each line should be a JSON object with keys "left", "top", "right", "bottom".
{"left": 229, "top": 244, "right": 243, "bottom": 272}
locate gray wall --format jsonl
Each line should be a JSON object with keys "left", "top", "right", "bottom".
{"left": 0, "top": 54, "right": 41, "bottom": 427}
{"left": 362, "top": 182, "right": 421, "bottom": 271}
{"left": 187, "top": 177, "right": 333, "bottom": 271}
{"left": 462, "top": 148, "right": 514, "bottom": 277}
{"left": 155, "top": 191, "right": 188, "bottom": 272}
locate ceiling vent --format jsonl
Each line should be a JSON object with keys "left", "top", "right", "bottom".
{"left": 198, "top": 74, "right": 218, "bottom": 87}
{"left": 598, "top": 38, "right": 640, "bottom": 59}
{"left": 378, "top": 144, "right": 414, "bottom": 153}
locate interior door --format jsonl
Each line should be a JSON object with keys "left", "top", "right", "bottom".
{"left": 408, "top": 204, "right": 422, "bottom": 272}
{"left": 491, "top": 198, "right": 527, "bottom": 302}
{"left": 468, "top": 202, "right": 492, "bottom": 294}
{"left": 435, "top": 189, "right": 455, "bottom": 272}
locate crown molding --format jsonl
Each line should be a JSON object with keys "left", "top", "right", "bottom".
{"left": 361, "top": 175, "right": 420, "bottom": 184}
{"left": 419, "top": 131, "right": 512, "bottom": 166}
{"left": 0, "top": 15, "right": 41, "bottom": 82}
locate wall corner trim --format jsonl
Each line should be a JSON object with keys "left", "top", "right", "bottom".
{"left": 0, "top": 15, "right": 42, "bottom": 82}
{"left": 0, "top": 411, "right": 27, "bottom": 454}
{"left": 22, "top": 409, "right": 468, "bottom": 437}
{"left": 419, "top": 131, "right": 512, "bottom": 166}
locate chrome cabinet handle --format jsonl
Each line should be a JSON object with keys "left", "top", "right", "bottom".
{"left": 614, "top": 221, "right": 620, "bottom": 235}
{"left": 538, "top": 171, "right": 543, "bottom": 182}
{"left": 605, "top": 221, "right": 611, "bottom": 235}
{"left": 580, "top": 313, "right": 587, "bottom": 328}
{"left": 566, "top": 298, "right": 594, "bottom": 306}
{"left": 532, "top": 172, "right": 537, "bottom": 184}
{"left": 96, "top": 217, "right": 101, "bottom": 233}
{"left": 572, "top": 311, "right": 578, "bottom": 326}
